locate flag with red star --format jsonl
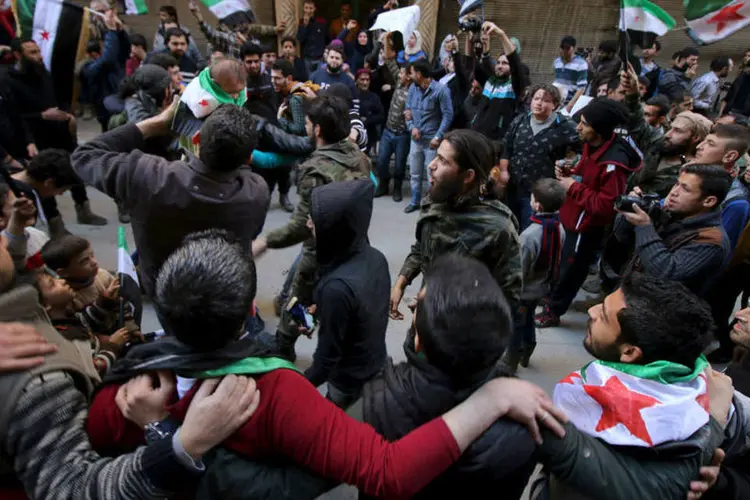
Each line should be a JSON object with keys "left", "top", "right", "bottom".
{"left": 11, "top": 0, "right": 89, "bottom": 108}
{"left": 173, "top": 66, "right": 248, "bottom": 154}
{"left": 553, "top": 356, "right": 710, "bottom": 447}
{"left": 686, "top": 0, "right": 750, "bottom": 45}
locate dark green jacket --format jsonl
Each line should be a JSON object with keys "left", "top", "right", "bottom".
{"left": 399, "top": 192, "right": 523, "bottom": 304}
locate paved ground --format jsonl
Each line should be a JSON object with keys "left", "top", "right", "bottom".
{"left": 74, "top": 120, "right": 595, "bottom": 498}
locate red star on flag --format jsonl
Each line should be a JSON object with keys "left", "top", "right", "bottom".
{"left": 198, "top": 99, "right": 209, "bottom": 107}
{"left": 708, "top": 2, "right": 746, "bottom": 33}
{"left": 40, "top": 31, "right": 50, "bottom": 41}
{"left": 559, "top": 372, "right": 582, "bottom": 385}
{"left": 584, "top": 376, "right": 660, "bottom": 446}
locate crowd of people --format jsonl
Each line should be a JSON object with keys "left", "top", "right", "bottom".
{"left": 2, "top": 1, "right": 750, "bottom": 498}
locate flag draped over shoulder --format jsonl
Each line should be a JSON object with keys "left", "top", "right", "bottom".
{"left": 686, "top": 0, "right": 750, "bottom": 45}
{"left": 173, "top": 67, "right": 248, "bottom": 150}
{"left": 11, "top": 0, "right": 89, "bottom": 107}
{"left": 553, "top": 356, "right": 710, "bottom": 447}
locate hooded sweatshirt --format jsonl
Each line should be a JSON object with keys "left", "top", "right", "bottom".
{"left": 304, "top": 179, "right": 390, "bottom": 393}
{"left": 560, "top": 134, "right": 643, "bottom": 233}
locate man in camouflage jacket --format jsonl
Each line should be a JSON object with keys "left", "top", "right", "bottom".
{"left": 390, "top": 129, "right": 523, "bottom": 319}
{"left": 252, "top": 94, "right": 371, "bottom": 360}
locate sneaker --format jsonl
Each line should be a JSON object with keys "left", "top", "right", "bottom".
{"left": 535, "top": 306, "right": 560, "bottom": 328}
{"left": 404, "top": 204, "right": 419, "bottom": 214}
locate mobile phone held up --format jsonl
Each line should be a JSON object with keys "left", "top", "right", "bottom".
{"left": 286, "top": 296, "right": 317, "bottom": 334}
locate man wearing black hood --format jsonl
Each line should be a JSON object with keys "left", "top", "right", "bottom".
{"left": 304, "top": 179, "right": 389, "bottom": 408}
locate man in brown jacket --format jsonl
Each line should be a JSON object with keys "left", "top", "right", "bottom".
{"left": 71, "top": 103, "right": 270, "bottom": 297}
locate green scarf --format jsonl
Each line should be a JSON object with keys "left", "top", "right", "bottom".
{"left": 185, "top": 356, "right": 300, "bottom": 379}
{"left": 198, "top": 67, "right": 247, "bottom": 107}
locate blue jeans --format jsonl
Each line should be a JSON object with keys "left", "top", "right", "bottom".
{"left": 376, "top": 129, "right": 410, "bottom": 182}
{"left": 507, "top": 300, "right": 537, "bottom": 352}
{"left": 508, "top": 192, "right": 533, "bottom": 232}
{"left": 409, "top": 138, "right": 438, "bottom": 206}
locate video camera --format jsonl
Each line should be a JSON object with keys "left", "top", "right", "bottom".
{"left": 458, "top": 0, "right": 484, "bottom": 33}
{"left": 614, "top": 193, "right": 662, "bottom": 219}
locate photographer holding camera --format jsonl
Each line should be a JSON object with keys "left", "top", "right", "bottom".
{"left": 604, "top": 165, "right": 732, "bottom": 296}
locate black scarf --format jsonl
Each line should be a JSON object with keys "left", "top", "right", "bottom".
{"left": 103, "top": 335, "right": 277, "bottom": 385}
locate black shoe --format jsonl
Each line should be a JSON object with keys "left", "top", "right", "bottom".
{"left": 279, "top": 193, "right": 294, "bottom": 213}
{"left": 404, "top": 203, "right": 419, "bottom": 214}
{"left": 520, "top": 343, "right": 537, "bottom": 368}
{"left": 374, "top": 182, "right": 388, "bottom": 198}
{"left": 392, "top": 181, "right": 403, "bottom": 202}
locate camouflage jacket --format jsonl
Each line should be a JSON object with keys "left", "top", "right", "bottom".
{"left": 399, "top": 193, "right": 523, "bottom": 304}
{"left": 265, "top": 140, "right": 371, "bottom": 249}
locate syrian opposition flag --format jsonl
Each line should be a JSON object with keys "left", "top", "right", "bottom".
{"left": 117, "top": 227, "right": 142, "bottom": 327}
{"left": 686, "top": 0, "right": 750, "bottom": 45}
{"left": 200, "top": 0, "right": 252, "bottom": 21}
{"left": 175, "top": 67, "right": 248, "bottom": 143}
{"left": 12, "top": 0, "right": 89, "bottom": 108}
{"left": 121, "top": 0, "right": 148, "bottom": 16}
{"left": 553, "top": 357, "right": 710, "bottom": 447}
{"left": 619, "top": 0, "right": 676, "bottom": 48}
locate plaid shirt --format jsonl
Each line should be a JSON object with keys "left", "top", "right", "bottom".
{"left": 199, "top": 21, "right": 278, "bottom": 60}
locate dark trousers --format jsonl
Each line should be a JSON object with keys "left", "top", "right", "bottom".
{"left": 376, "top": 128, "right": 409, "bottom": 183}
{"left": 508, "top": 300, "right": 537, "bottom": 352}
{"left": 253, "top": 166, "right": 291, "bottom": 195}
{"left": 549, "top": 228, "right": 606, "bottom": 316}
{"left": 708, "top": 263, "right": 750, "bottom": 352}
{"left": 40, "top": 184, "right": 89, "bottom": 219}
{"left": 507, "top": 189, "right": 533, "bottom": 232}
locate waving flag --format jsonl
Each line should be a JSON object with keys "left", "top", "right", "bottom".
{"left": 117, "top": 227, "right": 142, "bottom": 327}
{"left": 553, "top": 357, "right": 710, "bottom": 447}
{"left": 686, "top": 0, "right": 750, "bottom": 45}
{"left": 200, "top": 0, "right": 251, "bottom": 21}
{"left": 11, "top": 0, "right": 89, "bottom": 107}
{"left": 619, "top": 0, "right": 676, "bottom": 36}
{"left": 122, "top": 0, "right": 147, "bottom": 15}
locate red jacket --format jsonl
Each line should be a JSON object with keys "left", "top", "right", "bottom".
{"left": 86, "top": 369, "right": 460, "bottom": 499}
{"left": 560, "top": 134, "right": 643, "bottom": 233}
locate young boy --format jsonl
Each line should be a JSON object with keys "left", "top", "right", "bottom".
{"left": 35, "top": 270, "right": 132, "bottom": 377}
{"left": 9, "top": 148, "right": 84, "bottom": 237}
{"left": 0, "top": 181, "right": 49, "bottom": 259}
{"left": 40, "top": 234, "right": 117, "bottom": 311}
{"left": 501, "top": 178, "right": 567, "bottom": 373}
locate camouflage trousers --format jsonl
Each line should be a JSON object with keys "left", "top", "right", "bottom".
{"left": 276, "top": 244, "right": 318, "bottom": 344}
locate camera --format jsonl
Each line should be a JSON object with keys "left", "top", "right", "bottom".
{"left": 575, "top": 47, "right": 593, "bottom": 59}
{"left": 614, "top": 193, "right": 661, "bottom": 217}
{"left": 458, "top": 16, "right": 484, "bottom": 33}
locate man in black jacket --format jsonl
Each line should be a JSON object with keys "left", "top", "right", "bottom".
{"left": 365, "top": 253, "right": 536, "bottom": 499}
{"left": 3, "top": 37, "right": 107, "bottom": 230}
{"left": 304, "top": 179, "right": 389, "bottom": 408}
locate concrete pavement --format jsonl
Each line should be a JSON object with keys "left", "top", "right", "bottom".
{"left": 73, "top": 120, "right": 595, "bottom": 498}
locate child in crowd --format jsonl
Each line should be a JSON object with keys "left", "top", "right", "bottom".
{"left": 35, "top": 270, "right": 134, "bottom": 377}
{"left": 40, "top": 234, "right": 117, "bottom": 311}
{"left": 0, "top": 181, "right": 49, "bottom": 259}
{"left": 501, "top": 178, "right": 567, "bottom": 373}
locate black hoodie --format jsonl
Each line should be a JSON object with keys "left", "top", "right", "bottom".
{"left": 304, "top": 179, "right": 390, "bottom": 393}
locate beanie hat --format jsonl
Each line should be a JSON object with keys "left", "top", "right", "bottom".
{"left": 355, "top": 68, "right": 370, "bottom": 79}
{"left": 580, "top": 98, "right": 629, "bottom": 139}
